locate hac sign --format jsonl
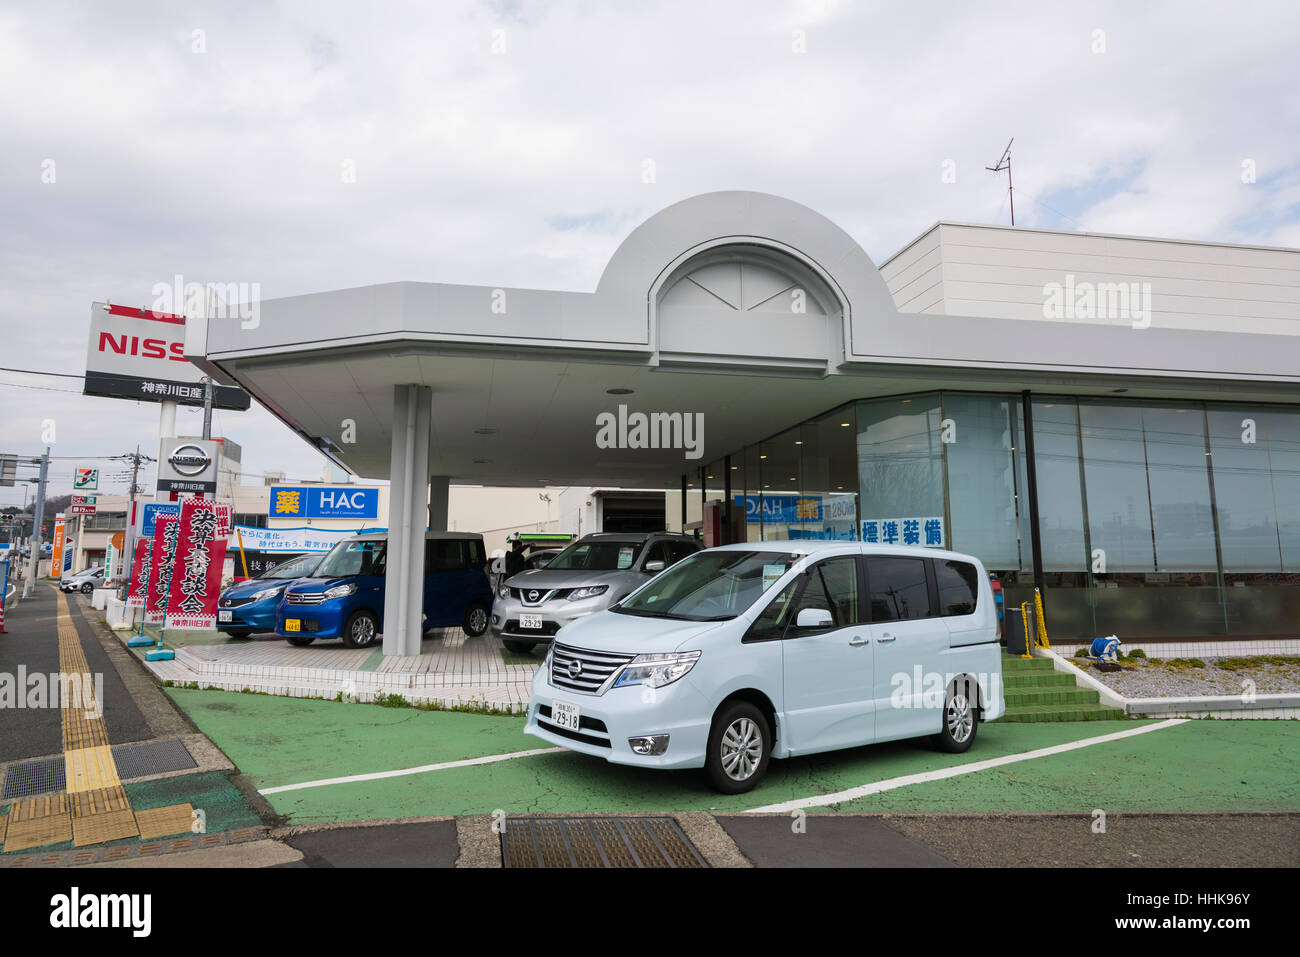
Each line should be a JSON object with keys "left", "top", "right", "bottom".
{"left": 270, "top": 486, "right": 379, "bottom": 520}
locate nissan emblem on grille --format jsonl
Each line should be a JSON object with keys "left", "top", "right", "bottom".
{"left": 528, "top": 589, "right": 540, "bottom": 602}
{"left": 568, "top": 660, "right": 583, "bottom": 679}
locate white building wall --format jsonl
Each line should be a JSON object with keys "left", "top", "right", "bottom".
{"left": 880, "top": 222, "right": 1300, "bottom": 336}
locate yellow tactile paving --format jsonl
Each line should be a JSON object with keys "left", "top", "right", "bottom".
{"left": 65, "top": 745, "right": 123, "bottom": 793}
{"left": 134, "top": 803, "right": 195, "bottom": 840}
{"left": 70, "top": 786, "right": 139, "bottom": 847}
{"left": 3, "top": 794, "right": 73, "bottom": 852}
{"left": 0, "top": 815, "right": 7, "bottom": 845}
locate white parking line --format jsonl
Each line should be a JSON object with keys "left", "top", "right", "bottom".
{"left": 260, "top": 747, "right": 566, "bottom": 795}
{"left": 746, "top": 718, "right": 1189, "bottom": 814}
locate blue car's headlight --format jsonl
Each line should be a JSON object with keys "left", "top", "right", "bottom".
{"left": 250, "top": 586, "right": 282, "bottom": 602}
{"left": 567, "top": 585, "right": 609, "bottom": 601}
{"left": 613, "top": 651, "right": 701, "bottom": 689}
{"left": 324, "top": 582, "right": 358, "bottom": 600}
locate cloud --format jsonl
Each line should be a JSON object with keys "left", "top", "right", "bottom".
{"left": 1, "top": 0, "right": 1297, "bottom": 504}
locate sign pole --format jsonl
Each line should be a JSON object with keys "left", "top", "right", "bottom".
{"left": 127, "top": 533, "right": 156, "bottom": 647}
{"left": 236, "top": 527, "right": 249, "bottom": 579}
{"left": 147, "top": 514, "right": 178, "bottom": 662}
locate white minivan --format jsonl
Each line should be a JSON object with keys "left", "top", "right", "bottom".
{"left": 524, "top": 540, "right": 1005, "bottom": 793}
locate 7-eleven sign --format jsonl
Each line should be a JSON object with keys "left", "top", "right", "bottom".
{"left": 73, "top": 467, "right": 99, "bottom": 491}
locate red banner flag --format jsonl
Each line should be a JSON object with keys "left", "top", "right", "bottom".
{"left": 145, "top": 513, "right": 180, "bottom": 625}
{"left": 127, "top": 538, "right": 151, "bottom": 607}
{"left": 166, "top": 497, "right": 230, "bottom": 629}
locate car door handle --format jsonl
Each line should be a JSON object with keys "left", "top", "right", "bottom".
{"left": 848, "top": 636, "right": 869, "bottom": 646}
{"left": 876, "top": 634, "right": 897, "bottom": 643}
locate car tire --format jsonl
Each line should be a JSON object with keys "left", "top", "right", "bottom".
{"left": 502, "top": 639, "right": 536, "bottom": 654}
{"left": 225, "top": 630, "right": 254, "bottom": 641}
{"left": 81, "top": 582, "right": 94, "bottom": 595}
{"left": 934, "top": 684, "right": 978, "bottom": 753}
{"left": 462, "top": 601, "right": 490, "bottom": 637}
{"left": 341, "top": 610, "right": 379, "bottom": 649}
{"left": 705, "top": 701, "right": 771, "bottom": 794}
{"left": 287, "top": 635, "right": 316, "bottom": 647}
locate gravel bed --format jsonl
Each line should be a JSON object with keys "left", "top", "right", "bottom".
{"left": 1081, "top": 656, "right": 1300, "bottom": 698}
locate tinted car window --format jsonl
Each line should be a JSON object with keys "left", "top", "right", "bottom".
{"left": 545, "top": 540, "right": 643, "bottom": 571}
{"left": 426, "top": 539, "right": 465, "bottom": 571}
{"left": 935, "top": 560, "right": 979, "bottom": 616}
{"left": 466, "top": 539, "right": 486, "bottom": 565}
{"left": 790, "top": 558, "right": 860, "bottom": 630}
{"left": 642, "top": 541, "right": 671, "bottom": 568}
{"left": 746, "top": 579, "right": 800, "bottom": 641}
{"left": 669, "top": 541, "right": 699, "bottom": 565}
{"left": 866, "top": 556, "right": 932, "bottom": 622}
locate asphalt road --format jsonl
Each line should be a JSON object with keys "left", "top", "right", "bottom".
{"left": 0, "top": 586, "right": 151, "bottom": 763}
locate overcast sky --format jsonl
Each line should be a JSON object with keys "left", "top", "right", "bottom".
{"left": 2, "top": 0, "right": 1297, "bottom": 506}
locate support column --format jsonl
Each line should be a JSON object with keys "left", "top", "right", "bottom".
{"left": 1021, "top": 390, "right": 1046, "bottom": 611}
{"left": 383, "top": 384, "right": 432, "bottom": 657}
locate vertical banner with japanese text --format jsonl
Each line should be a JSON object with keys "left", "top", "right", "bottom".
{"left": 145, "top": 514, "right": 179, "bottom": 625}
{"left": 166, "top": 498, "right": 232, "bottom": 629}
{"left": 127, "top": 538, "right": 151, "bottom": 607}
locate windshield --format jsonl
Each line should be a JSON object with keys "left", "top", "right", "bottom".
{"left": 315, "top": 540, "right": 386, "bottom": 578}
{"left": 261, "top": 553, "right": 323, "bottom": 580}
{"left": 614, "top": 550, "right": 800, "bottom": 620}
{"left": 543, "top": 540, "right": 644, "bottom": 571}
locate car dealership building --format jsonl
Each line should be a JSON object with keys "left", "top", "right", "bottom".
{"left": 188, "top": 191, "right": 1300, "bottom": 655}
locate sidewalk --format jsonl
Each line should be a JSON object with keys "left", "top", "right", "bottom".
{"left": 114, "top": 613, "right": 540, "bottom": 711}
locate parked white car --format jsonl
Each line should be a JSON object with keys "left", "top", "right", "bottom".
{"left": 525, "top": 540, "right": 1005, "bottom": 793}
{"left": 59, "top": 565, "right": 105, "bottom": 594}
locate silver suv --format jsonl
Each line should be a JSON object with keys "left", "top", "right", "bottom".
{"left": 491, "top": 532, "right": 700, "bottom": 653}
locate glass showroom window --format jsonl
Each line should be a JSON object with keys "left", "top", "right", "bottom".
{"left": 743, "top": 443, "right": 763, "bottom": 542}
{"left": 799, "top": 406, "right": 859, "bottom": 541}
{"left": 1210, "top": 406, "right": 1300, "bottom": 635}
{"left": 1080, "top": 402, "right": 1155, "bottom": 572}
{"left": 943, "top": 392, "right": 1020, "bottom": 569}
{"left": 758, "top": 426, "right": 803, "bottom": 540}
{"left": 1009, "top": 397, "right": 1093, "bottom": 638}
{"left": 856, "top": 394, "right": 944, "bottom": 546}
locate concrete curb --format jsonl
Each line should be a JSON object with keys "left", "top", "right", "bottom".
{"left": 1038, "top": 647, "right": 1300, "bottom": 717}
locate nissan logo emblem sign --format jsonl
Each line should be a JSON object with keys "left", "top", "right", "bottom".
{"left": 567, "top": 659, "right": 583, "bottom": 679}
{"left": 169, "top": 444, "right": 211, "bottom": 476}
{"left": 528, "top": 589, "right": 540, "bottom": 602}
{"left": 157, "top": 437, "right": 219, "bottom": 493}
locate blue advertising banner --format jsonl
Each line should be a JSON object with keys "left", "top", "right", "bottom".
{"left": 142, "top": 503, "right": 181, "bottom": 537}
{"left": 270, "top": 486, "right": 379, "bottom": 520}
{"left": 733, "top": 494, "right": 822, "bottom": 525}
{"left": 860, "top": 516, "right": 945, "bottom": 548}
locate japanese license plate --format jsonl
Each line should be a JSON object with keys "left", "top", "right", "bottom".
{"left": 219, "top": 610, "right": 232, "bottom": 623}
{"left": 551, "top": 700, "right": 580, "bottom": 733}
{"left": 519, "top": 614, "right": 543, "bottom": 629}
{"left": 284, "top": 619, "right": 301, "bottom": 632}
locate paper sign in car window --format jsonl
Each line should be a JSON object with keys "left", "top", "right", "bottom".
{"left": 617, "top": 547, "right": 635, "bottom": 569}
{"left": 762, "top": 564, "right": 786, "bottom": 590}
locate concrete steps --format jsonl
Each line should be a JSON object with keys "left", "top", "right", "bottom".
{"left": 999, "top": 654, "right": 1126, "bottom": 722}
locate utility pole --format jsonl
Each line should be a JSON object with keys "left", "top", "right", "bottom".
{"left": 115, "top": 444, "right": 153, "bottom": 599}
{"left": 22, "top": 449, "right": 49, "bottom": 598}
{"left": 202, "top": 376, "right": 214, "bottom": 440}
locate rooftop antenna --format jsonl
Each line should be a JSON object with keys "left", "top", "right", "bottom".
{"left": 986, "top": 138, "right": 1015, "bottom": 225}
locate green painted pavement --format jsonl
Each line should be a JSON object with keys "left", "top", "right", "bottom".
{"left": 168, "top": 688, "right": 1300, "bottom": 824}
{"left": 831, "top": 719, "right": 1300, "bottom": 814}
{"left": 165, "top": 689, "right": 538, "bottom": 789}
{"left": 125, "top": 771, "right": 264, "bottom": 835}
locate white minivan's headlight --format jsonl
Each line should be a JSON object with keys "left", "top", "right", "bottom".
{"left": 324, "top": 582, "right": 358, "bottom": 599}
{"left": 613, "top": 651, "right": 701, "bottom": 689}
{"left": 567, "top": 585, "right": 608, "bottom": 601}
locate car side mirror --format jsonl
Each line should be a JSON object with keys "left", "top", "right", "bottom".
{"left": 796, "top": 608, "right": 833, "bottom": 629}
{"left": 644, "top": 560, "right": 666, "bottom": 573}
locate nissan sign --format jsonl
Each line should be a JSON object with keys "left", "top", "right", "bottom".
{"left": 157, "top": 438, "right": 220, "bottom": 493}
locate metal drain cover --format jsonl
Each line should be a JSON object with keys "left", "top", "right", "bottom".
{"left": 110, "top": 739, "right": 196, "bottom": 779}
{"left": 1, "top": 740, "right": 195, "bottom": 801}
{"left": 501, "top": 816, "right": 706, "bottom": 868}
{"left": 1, "top": 757, "right": 65, "bottom": 800}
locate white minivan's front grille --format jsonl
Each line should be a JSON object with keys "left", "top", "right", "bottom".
{"left": 549, "top": 643, "right": 635, "bottom": 694}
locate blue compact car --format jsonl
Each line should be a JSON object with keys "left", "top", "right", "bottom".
{"left": 276, "top": 532, "right": 494, "bottom": 648}
{"left": 216, "top": 552, "right": 325, "bottom": 639}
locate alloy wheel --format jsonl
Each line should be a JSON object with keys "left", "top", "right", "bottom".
{"left": 946, "top": 693, "right": 973, "bottom": 744}
{"left": 720, "top": 717, "right": 763, "bottom": 781}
